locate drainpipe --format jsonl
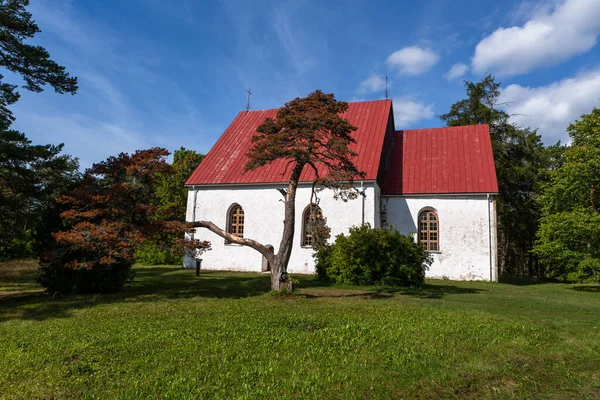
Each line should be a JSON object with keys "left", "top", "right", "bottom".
{"left": 191, "top": 187, "right": 197, "bottom": 225}
{"left": 360, "top": 181, "right": 366, "bottom": 225}
{"left": 487, "top": 193, "right": 492, "bottom": 281}
{"left": 185, "top": 187, "right": 199, "bottom": 269}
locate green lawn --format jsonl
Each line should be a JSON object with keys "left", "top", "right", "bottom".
{"left": 1, "top": 261, "right": 599, "bottom": 399}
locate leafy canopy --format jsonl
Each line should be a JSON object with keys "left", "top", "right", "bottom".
{"left": 0, "top": 0, "right": 79, "bottom": 259}
{"left": 0, "top": 0, "right": 77, "bottom": 129}
{"left": 534, "top": 108, "right": 600, "bottom": 282}
{"left": 0, "top": 130, "right": 79, "bottom": 258}
{"left": 246, "top": 89, "right": 365, "bottom": 198}
{"left": 136, "top": 147, "right": 205, "bottom": 265}
{"left": 49, "top": 148, "right": 209, "bottom": 270}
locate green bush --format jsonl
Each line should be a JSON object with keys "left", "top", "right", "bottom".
{"left": 313, "top": 244, "right": 332, "bottom": 281}
{"left": 534, "top": 209, "right": 600, "bottom": 282}
{"left": 314, "top": 224, "right": 431, "bottom": 286}
{"left": 2, "top": 230, "right": 35, "bottom": 260}
{"left": 134, "top": 240, "right": 182, "bottom": 266}
{"left": 38, "top": 248, "right": 134, "bottom": 294}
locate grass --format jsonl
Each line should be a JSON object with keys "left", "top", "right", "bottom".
{"left": 1, "top": 262, "right": 599, "bottom": 399}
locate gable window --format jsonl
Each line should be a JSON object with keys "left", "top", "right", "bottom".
{"left": 418, "top": 210, "right": 439, "bottom": 252}
{"left": 226, "top": 204, "right": 244, "bottom": 244}
{"left": 302, "top": 204, "right": 323, "bottom": 247}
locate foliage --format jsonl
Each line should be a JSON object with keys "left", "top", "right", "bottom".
{"left": 134, "top": 237, "right": 183, "bottom": 266}
{"left": 155, "top": 147, "right": 204, "bottom": 221}
{"left": 316, "top": 224, "right": 431, "bottom": 286}
{"left": 247, "top": 90, "right": 364, "bottom": 198}
{"left": 3, "top": 229, "right": 34, "bottom": 259}
{"left": 0, "top": 130, "right": 80, "bottom": 259}
{"left": 440, "top": 75, "right": 564, "bottom": 276}
{"left": 41, "top": 148, "right": 210, "bottom": 293}
{"left": 313, "top": 242, "right": 332, "bottom": 281}
{"left": 38, "top": 248, "right": 134, "bottom": 294}
{"left": 133, "top": 147, "right": 205, "bottom": 265}
{"left": 0, "top": 0, "right": 77, "bottom": 129}
{"left": 2, "top": 262, "right": 600, "bottom": 399}
{"left": 534, "top": 109, "right": 600, "bottom": 282}
{"left": 304, "top": 202, "right": 331, "bottom": 251}
{"left": 0, "top": 0, "right": 79, "bottom": 259}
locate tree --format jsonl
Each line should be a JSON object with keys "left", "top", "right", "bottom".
{"left": 0, "top": 130, "right": 80, "bottom": 258}
{"left": 41, "top": 148, "right": 210, "bottom": 293}
{"left": 193, "top": 90, "right": 363, "bottom": 290}
{"left": 440, "top": 75, "right": 562, "bottom": 276}
{"left": 534, "top": 109, "right": 600, "bottom": 282}
{"left": 135, "top": 148, "right": 205, "bottom": 265}
{"left": 156, "top": 147, "right": 205, "bottom": 220}
{"left": 0, "top": 0, "right": 79, "bottom": 258}
{"left": 0, "top": 0, "right": 77, "bottom": 129}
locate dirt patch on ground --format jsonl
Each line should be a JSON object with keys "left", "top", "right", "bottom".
{"left": 299, "top": 288, "right": 393, "bottom": 299}
{"left": 0, "top": 259, "right": 43, "bottom": 298}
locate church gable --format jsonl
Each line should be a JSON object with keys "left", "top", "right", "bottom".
{"left": 185, "top": 99, "right": 393, "bottom": 186}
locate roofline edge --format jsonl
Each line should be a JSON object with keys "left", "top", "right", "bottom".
{"left": 185, "top": 179, "right": 378, "bottom": 189}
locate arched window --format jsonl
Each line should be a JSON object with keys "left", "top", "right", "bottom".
{"left": 226, "top": 204, "right": 244, "bottom": 244}
{"left": 302, "top": 204, "right": 323, "bottom": 247}
{"left": 418, "top": 210, "right": 439, "bottom": 252}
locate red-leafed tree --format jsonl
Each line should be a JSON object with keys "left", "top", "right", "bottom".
{"left": 193, "top": 90, "right": 364, "bottom": 291}
{"left": 39, "top": 148, "right": 210, "bottom": 294}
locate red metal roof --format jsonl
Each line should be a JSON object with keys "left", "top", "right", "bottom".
{"left": 186, "top": 99, "right": 392, "bottom": 185}
{"left": 380, "top": 125, "right": 498, "bottom": 195}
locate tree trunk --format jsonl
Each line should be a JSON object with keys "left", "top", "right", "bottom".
{"left": 270, "top": 163, "right": 304, "bottom": 291}
{"left": 191, "top": 162, "right": 304, "bottom": 292}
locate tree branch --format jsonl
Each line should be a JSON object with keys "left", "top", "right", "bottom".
{"left": 191, "top": 220, "right": 271, "bottom": 258}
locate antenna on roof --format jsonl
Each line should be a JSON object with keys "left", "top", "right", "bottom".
{"left": 246, "top": 88, "right": 252, "bottom": 112}
{"left": 385, "top": 75, "right": 389, "bottom": 99}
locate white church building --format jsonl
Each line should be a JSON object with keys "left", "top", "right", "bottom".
{"left": 184, "top": 99, "right": 499, "bottom": 281}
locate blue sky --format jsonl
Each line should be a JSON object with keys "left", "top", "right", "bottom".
{"left": 11, "top": 0, "right": 600, "bottom": 168}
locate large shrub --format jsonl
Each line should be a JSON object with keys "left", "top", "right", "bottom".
{"left": 40, "top": 148, "right": 209, "bottom": 295}
{"left": 134, "top": 239, "right": 183, "bottom": 266}
{"left": 315, "top": 224, "right": 431, "bottom": 286}
{"left": 38, "top": 248, "right": 134, "bottom": 294}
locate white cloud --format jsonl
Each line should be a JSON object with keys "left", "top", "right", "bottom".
{"left": 392, "top": 98, "right": 435, "bottom": 127}
{"left": 499, "top": 68, "right": 600, "bottom": 143}
{"left": 386, "top": 46, "right": 439, "bottom": 75}
{"left": 473, "top": 0, "right": 600, "bottom": 76}
{"left": 356, "top": 74, "right": 387, "bottom": 94}
{"left": 445, "top": 63, "right": 468, "bottom": 81}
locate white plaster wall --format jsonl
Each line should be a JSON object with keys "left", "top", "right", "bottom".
{"left": 382, "top": 195, "right": 497, "bottom": 281}
{"left": 184, "top": 182, "right": 378, "bottom": 274}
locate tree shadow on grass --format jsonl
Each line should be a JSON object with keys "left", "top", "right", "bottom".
{"left": 571, "top": 285, "right": 600, "bottom": 293}
{"left": 296, "top": 278, "right": 484, "bottom": 300}
{"left": 0, "top": 266, "right": 273, "bottom": 323}
{"left": 498, "top": 276, "right": 550, "bottom": 286}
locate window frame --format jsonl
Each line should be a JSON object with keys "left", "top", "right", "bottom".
{"left": 418, "top": 210, "right": 440, "bottom": 253}
{"left": 301, "top": 204, "right": 323, "bottom": 248}
{"left": 225, "top": 203, "right": 245, "bottom": 245}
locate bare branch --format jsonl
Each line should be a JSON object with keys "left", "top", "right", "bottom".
{"left": 191, "top": 220, "right": 271, "bottom": 258}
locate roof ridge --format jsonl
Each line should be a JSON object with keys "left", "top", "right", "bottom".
{"left": 237, "top": 98, "right": 392, "bottom": 114}
{"left": 397, "top": 123, "right": 490, "bottom": 132}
